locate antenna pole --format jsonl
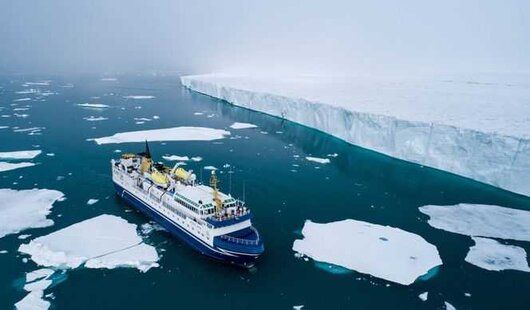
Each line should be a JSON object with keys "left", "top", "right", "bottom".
{"left": 243, "top": 180, "right": 246, "bottom": 202}
{"left": 229, "top": 167, "right": 232, "bottom": 195}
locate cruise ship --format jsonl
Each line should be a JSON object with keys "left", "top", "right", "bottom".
{"left": 111, "top": 142, "right": 264, "bottom": 267}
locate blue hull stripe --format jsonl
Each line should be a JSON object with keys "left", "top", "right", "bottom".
{"left": 114, "top": 182, "right": 258, "bottom": 265}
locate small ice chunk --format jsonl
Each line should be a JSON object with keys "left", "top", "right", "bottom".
{"left": 163, "top": 155, "right": 189, "bottom": 161}
{"left": 292, "top": 306, "right": 304, "bottom": 310}
{"left": 465, "top": 237, "right": 530, "bottom": 272}
{"left": 46, "top": 153, "right": 55, "bottom": 157}
{"left": 86, "top": 199, "right": 99, "bottom": 205}
{"left": 123, "top": 95, "right": 155, "bottom": 100}
{"left": 306, "top": 157, "right": 330, "bottom": 164}
{"left": 418, "top": 292, "right": 428, "bottom": 301}
{"left": 100, "top": 77, "right": 117, "bottom": 81}
{"left": 77, "top": 103, "right": 109, "bottom": 108}
{"left": 18, "top": 234, "right": 31, "bottom": 240}
{"left": 419, "top": 204, "right": 530, "bottom": 241}
{"left": 83, "top": 116, "right": 108, "bottom": 122}
{"left": 18, "top": 214, "right": 159, "bottom": 272}
{"left": 203, "top": 166, "right": 217, "bottom": 170}
{"left": 191, "top": 157, "right": 203, "bottom": 162}
{"left": 0, "top": 189, "right": 64, "bottom": 238}
{"left": 90, "top": 127, "right": 230, "bottom": 144}
{"left": 193, "top": 112, "right": 204, "bottom": 115}
{"left": 229, "top": 122, "right": 258, "bottom": 130}
{"left": 0, "top": 150, "right": 41, "bottom": 160}
{"left": 445, "top": 301, "right": 456, "bottom": 310}
{"left": 13, "top": 98, "right": 32, "bottom": 102}
{"left": 292, "top": 219, "right": 442, "bottom": 285}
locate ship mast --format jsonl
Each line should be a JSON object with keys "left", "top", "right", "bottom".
{"left": 209, "top": 170, "right": 223, "bottom": 214}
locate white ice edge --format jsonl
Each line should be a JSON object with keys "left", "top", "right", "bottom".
{"left": 181, "top": 74, "right": 530, "bottom": 196}
{"left": 89, "top": 126, "right": 230, "bottom": 145}
{"left": 292, "top": 219, "right": 442, "bottom": 285}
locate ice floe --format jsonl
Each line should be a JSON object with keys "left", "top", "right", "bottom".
{"left": 163, "top": 155, "right": 189, "bottom": 161}
{"left": 0, "top": 162, "right": 35, "bottom": 173}
{"left": 305, "top": 156, "right": 330, "bottom": 164}
{"left": 465, "top": 237, "right": 530, "bottom": 272}
{"left": 203, "top": 166, "right": 217, "bottom": 170}
{"left": 191, "top": 156, "right": 203, "bottom": 162}
{"left": 123, "top": 95, "right": 155, "bottom": 100}
{"left": 77, "top": 103, "right": 109, "bottom": 109}
{"left": 15, "top": 290, "right": 50, "bottom": 310}
{"left": 90, "top": 126, "right": 230, "bottom": 144}
{"left": 419, "top": 204, "right": 530, "bottom": 242}
{"left": 0, "top": 189, "right": 64, "bottom": 238}
{"left": 418, "top": 292, "right": 428, "bottom": 301}
{"left": 444, "top": 301, "right": 456, "bottom": 310}
{"left": 229, "top": 122, "right": 258, "bottom": 130}
{"left": 18, "top": 214, "right": 159, "bottom": 272}
{"left": 100, "top": 77, "right": 117, "bottom": 81}
{"left": 14, "top": 98, "right": 32, "bottom": 102}
{"left": 292, "top": 219, "right": 442, "bottom": 285}
{"left": 86, "top": 199, "right": 99, "bottom": 205}
{"left": 0, "top": 150, "right": 41, "bottom": 160}
{"left": 83, "top": 116, "right": 108, "bottom": 122}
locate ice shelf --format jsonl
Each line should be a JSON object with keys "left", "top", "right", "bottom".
{"left": 181, "top": 74, "right": 530, "bottom": 196}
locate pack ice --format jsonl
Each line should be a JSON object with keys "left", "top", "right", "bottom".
{"left": 292, "top": 219, "right": 442, "bottom": 285}
{"left": 18, "top": 214, "right": 159, "bottom": 272}
{"left": 181, "top": 74, "right": 530, "bottom": 196}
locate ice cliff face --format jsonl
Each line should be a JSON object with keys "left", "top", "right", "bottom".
{"left": 181, "top": 74, "right": 530, "bottom": 196}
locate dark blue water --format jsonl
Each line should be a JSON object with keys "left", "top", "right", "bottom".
{"left": 1, "top": 74, "right": 529, "bottom": 309}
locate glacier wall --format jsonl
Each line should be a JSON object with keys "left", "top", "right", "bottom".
{"left": 181, "top": 76, "right": 530, "bottom": 197}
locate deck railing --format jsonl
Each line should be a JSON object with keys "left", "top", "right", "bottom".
{"left": 219, "top": 227, "right": 260, "bottom": 246}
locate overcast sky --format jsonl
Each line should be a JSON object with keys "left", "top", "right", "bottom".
{"left": 0, "top": 0, "right": 528, "bottom": 75}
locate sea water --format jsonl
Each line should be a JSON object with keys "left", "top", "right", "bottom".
{"left": 0, "top": 74, "right": 529, "bottom": 309}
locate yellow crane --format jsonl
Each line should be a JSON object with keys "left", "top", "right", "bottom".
{"left": 209, "top": 171, "right": 223, "bottom": 214}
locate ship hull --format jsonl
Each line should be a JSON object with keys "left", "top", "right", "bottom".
{"left": 113, "top": 182, "right": 260, "bottom": 267}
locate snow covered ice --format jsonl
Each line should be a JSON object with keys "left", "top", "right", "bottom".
{"left": 77, "top": 103, "right": 109, "bottom": 109}
{"left": 123, "top": 95, "right": 155, "bottom": 100}
{"left": 419, "top": 204, "right": 530, "bottom": 241}
{"left": 305, "top": 156, "right": 330, "bottom": 164}
{"left": 18, "top": 214, "right": 159, "bottom": 272}
{"left": 83, "top": 116, "right": 108, "bottom": 121}
{"left": 163, "top": 155, "right": 189, "bottom": 161}
{"left": 465, "top": 237, "right": 530, "bottom": 272}
{"left": 181, "top": 74, "right": 530, "bottom": 196}
{"left": 0, "top": 150, "right": 41, "bottom": 159}
{"left": 292, "top": 219, "right": 442, "bottom": 285}
{"left": 229, "top": 122, "right": 257, "bottom": 129}
{"left": 90, "top": 126, "right": 230, "bottom": 144}
{"left": 0, "top": 162, "right": 35, "bottom": 172}
{"left": 0, "top": 189, "right": 64, "bottom": 238}
{"left": 86, "top": 199, "right": 98, "bottom": 205}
